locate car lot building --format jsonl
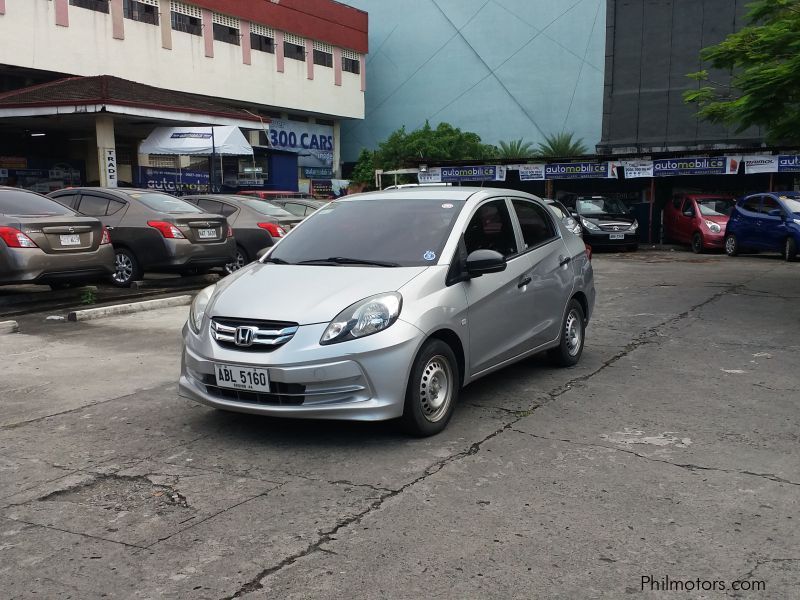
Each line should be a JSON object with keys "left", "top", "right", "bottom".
{"left": 0, "top": 0, "right": 367, "bottom": 193}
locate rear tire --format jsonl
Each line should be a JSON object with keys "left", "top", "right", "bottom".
{"left": 785, "top": 237, "right": 798, "bottom": 262}
{"left": 724, "top": 234, "right": 739, "bottom": 257}
{"left": 548, "top": 299, "right": 586, "bottom": 367}
{"left": 401, "top": 339, "right": 460, "bottom": 437}
{"left": 225, "top": 245, "right": 249, "bottom": 274}
{"left": 691, "top": 232, "right": 704, "bottom": 254}
{"left": 111, "top": 248, "right": 141, "bottom": 287}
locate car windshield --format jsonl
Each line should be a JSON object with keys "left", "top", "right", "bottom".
{"left": 577, "top": 196, "right": 628, "bottom": 216}
{"left": 269, "top": 198, "right": 465, "bottom": 267}
{"left": 127, "top": 192, "right": 202, "bottom": 213}
{"left": 240, "top": 199, "right": 296, "bottom": 217}
{"left": 779, "top": 196, "right": 800, "bottom": 214}
{"left": 0, "top": 190, "right": 73, "bottom": 216}
{"left": 697, "top": 198, "right": 735, "bottom": 216}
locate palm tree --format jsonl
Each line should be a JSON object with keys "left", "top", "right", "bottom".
{"left": 496, "top": 139, "right": 535, "bottom": 159}
{"left": 536, "top": 132, "right": 588, "bottom": 158}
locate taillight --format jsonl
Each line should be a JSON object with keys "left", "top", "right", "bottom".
{"left": 147, "top": 220, "right": 185, "bottom": 239}
{"left": 0, "top": 226, "right": 38, "bottom": 248}
{"left": 585, "top": 243, "right": 592, "bottom": 261}
{"left": 100, "top": 227, "right": 111, "bottom": 245}
{"left": 226, "top": 225, "right": 234, "bottom": 238}
{"left": 257, "top": 223, "right": 286, "bottom": 238}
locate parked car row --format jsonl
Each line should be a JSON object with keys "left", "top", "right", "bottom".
{"left": 0, "top": 187, "right": 321, "bottom": 288}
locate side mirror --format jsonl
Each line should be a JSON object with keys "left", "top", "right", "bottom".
{"left": 466, "top": 249, "right": 506, "bottom": 278}
{"left": 768, "top": 209, "right": 784, "bottom": 218}
{"left": 256, "top": 248, "right": 270, "bottom": 260}
{"left": 570, "top": 210, "right": 579, "bottom": 218}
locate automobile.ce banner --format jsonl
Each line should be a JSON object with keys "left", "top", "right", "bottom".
{"left": 544, "top": 162, "right": 617, "bottom": 180}
{"left": 652, "top": 156, "right": 740, "bottom": 177}
{"left": 418, "top": 165, "right": 507, "bottom": 183}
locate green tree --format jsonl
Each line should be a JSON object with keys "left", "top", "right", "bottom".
{"left": 684, "top": 0, "right": 800, "bottom": 143}
{"left": 496, "top": 139, "right": 535, "bottom": 159}
{"left": 350, "top": 148, "right": 376, "bottom": 187}
{"left": 536, "top": 132, "right": 588, "bottom": 158}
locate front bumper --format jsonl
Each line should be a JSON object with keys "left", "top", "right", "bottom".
{"left": 179, "top": 319, "right": 425, "bottom": 421}
{"left": 583, "top": 230, "right": 638, "bottom": 247}
{"left": 703, "top": 232, "right": 725, "bottom": 249}
{"left": 0, "top": 244, "right": 115, "bottom": 285}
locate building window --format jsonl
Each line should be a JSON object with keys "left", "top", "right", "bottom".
{"left": 212, "top": 13, "right": 240, "bottom": 46}
{"left": 70, "top": 0, "right": 109, "bottom": 13}
{"left": 284, "top": 33, "right": 306, "bottom": 62}
{"left": 171, "top": 1, "right": 202, "bottom": 36}
{"left": 124, "top": 0, "right": 159, "bottom": 25}
{"left": 251, "top": 32, "right": 275, "bottom": 53}
{"left": 342, "top": 56, "right": 360, "bottom": 74}
{"left": 313, "top": 50, "right": 333, "bottom": 68}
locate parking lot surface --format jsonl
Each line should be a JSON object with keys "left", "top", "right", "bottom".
{"left": 1, "top": 251, "right": 798, "bottom": 599}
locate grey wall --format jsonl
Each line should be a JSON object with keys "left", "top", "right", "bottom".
{"left": 599, "top": 0, "right": 762, "bottom": 153}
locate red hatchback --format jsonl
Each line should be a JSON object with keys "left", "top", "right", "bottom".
{"left": 664, "top": 194, "right": 737, "bottom": 253}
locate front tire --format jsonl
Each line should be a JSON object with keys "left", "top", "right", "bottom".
{"left": 785, "top": 237, "right": 798, "bottom": 262}
{"left": 548, "top": 299, "right": 586, "bottom": 367}
{"left": 691, "top": 232, "right": 704, "bottom": 254}
{"left": 724, "top": 234, "right": 739, "bottom": 257}
{"left": 111, "top": 248, "right": 141, "bottom": 287}
{"left": 401, "top": 339, "right": 460, "bottom": 437}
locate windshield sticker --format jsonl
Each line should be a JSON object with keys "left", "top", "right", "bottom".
{"left": 441, "top": 203, "right": 454, "bottom": 209}
{"left": 423, "top": 250, "right": 437, "bottom": 261}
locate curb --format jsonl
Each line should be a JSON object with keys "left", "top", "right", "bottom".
{"left": 67, "top": 295, "right": 193, "bottom": 322}
{"left": 131, "top": 274, "right": 219, "bottom": 290}
{"left": 0, "top": 320, "right": 19, "bottom": 334}
{"left": 0, "top": 285, "right": 98, "bottom": 309}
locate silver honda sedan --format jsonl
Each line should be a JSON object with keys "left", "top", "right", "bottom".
{"left": 179, "top": 188, "right": 595, "bottom": 436}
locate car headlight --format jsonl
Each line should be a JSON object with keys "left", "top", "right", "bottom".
{"left": 189, "top": 284, "right": 216, "bottom": 334}
{"left": 581, "top": 218, "right": 600, "bottom": 231}
{"left": 629, "top": 220, "right": 638, "bottom": 232}
{"left": 320, "top": 292, "right": 402, "bottom": 345}
{"left": 705, "top": 220, "right": 721, "bottom": 233}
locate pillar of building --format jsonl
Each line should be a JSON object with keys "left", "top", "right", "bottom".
{"left": 305, "top": 40, "right": 314, "bottom": 80}
{"left": 0, "top": 1, "right": 6, "bottom": 16}
{"left": 202, "top": 9, "right": 214, "bottom": 58}
{"left": 333, "top": 48, "right": 342, "bottom": 87}
{"left": 160, "top": 3, "right": 172, "bottom": 49}
{"left": 95, "top": 115, "right": 118, "bottom": 188}
{"left": 241, "top": 21, "right": 251, "bottom": 65}
{"left": 111, "top": 0, "right": 124, "bottom": 39}
{"left": 55, "top": 0, "right": 69, "bottom": 27}
{"left": 275, "top": 31, "right": 285, "bottom": 73}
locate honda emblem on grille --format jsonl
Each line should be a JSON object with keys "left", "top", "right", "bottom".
{"left": 234, "top": 326, "right": 256, "bottom": 347}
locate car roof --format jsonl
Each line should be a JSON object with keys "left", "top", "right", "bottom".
{"left": 337, "top": 187, "right": 540, "bottom": 204}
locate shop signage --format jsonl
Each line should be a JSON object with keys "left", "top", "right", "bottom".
{"left": 302, "top": 166, "right": 334, "bottom": 178}
{"left": 137, "top": 167, "right": 210, "bottom": 194}
{"left": 104, "top": 149, "right": 118, "bottom": 188}
{"left": 620, "top": 160, "right": 654, "bottom": 179}
{"left": 311, "top": 179, "right": 334, "bottom": 196}
{"left": 269, "top": 119, "right": 334, "bottom": 169}
{"left": 544, "top": 162, "right": 617, "bottom": 180}
{"left": 653, "top": 156, "right": 740, "bottom": 177}
{"left": 778, "top": 155, "right": 800, "bottom": 172}
{"left": 507, "top": 164, "right": 546, "bottom": 181}
{"left": 171, "top": 132, "right": 213, "bottom": 139}
{"left": 418, "top": 165, "right": 506, "bottom": 183}
{"left": 0, "top": 156, "right": 28, "bottom": 169}
{"left": 743, "top": 156, "right": 778, "bottom": 174}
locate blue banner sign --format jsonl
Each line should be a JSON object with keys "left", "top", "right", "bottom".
{"left": 653, "top": 157, "right": 737, "bottom": 177}
{"left": 302, "top": 166, "right": 334, "bottom": 178}
{"left": 269, "top": 119, "right": 334, "bottom": 168}
{"left": 778, "top": 155, "right": 800, "bottom": 172}
{"left": 544, "top": 162, "right": 614, "bottom": 180}
{"left": 441, "top": 165, "right": 499, "bottom": 182}
{"left": 137, "top": 167, "right": 210, "bottom": 194}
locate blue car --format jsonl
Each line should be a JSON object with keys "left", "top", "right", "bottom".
{"left": 724, "top": 192, "right": 800, "bottom": 261}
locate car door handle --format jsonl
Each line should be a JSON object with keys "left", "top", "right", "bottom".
{"left": 106, "top": 226, "right": 115, "bottom": 230}
{"left": 559, "top": 256, "right": 572, "bottom": 267}
{"left": 517, "top": 276, "right": 532, "bottom": 289}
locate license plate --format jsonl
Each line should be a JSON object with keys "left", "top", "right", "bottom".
{"left": 60, "top": 234, "right": 81, "bottom": 246}
{"left": 609, "top": 233, "right": 625, "bottom": 240}
{"left": 214, "top": 364, "right": 270, "bottom": 392}
{"left": 198, "top": 228, "right": 217, "bottom": 239}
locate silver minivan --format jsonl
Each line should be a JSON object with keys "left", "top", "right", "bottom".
{"left": 179, "top": 188, "right": 595, "bottom": 436}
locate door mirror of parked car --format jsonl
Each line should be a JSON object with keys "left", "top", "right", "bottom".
{"left": 466, "top": 249, "right": 507, "bottom": 278}
{"left": 767, "top": 209, "right": 784, "bottom": 218}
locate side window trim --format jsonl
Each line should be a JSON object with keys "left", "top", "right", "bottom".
{"left": 508, "top": 197, "right": 560, "bottom": 256}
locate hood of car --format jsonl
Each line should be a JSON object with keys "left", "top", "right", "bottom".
{"left": 209, "top": 263, "right": 429, "bottom": 325}
{"left": 580, "top": 213, "right": 635, "bottom": 224}
{"left": 702, "top": 214, "right": 730, "bottom": 224}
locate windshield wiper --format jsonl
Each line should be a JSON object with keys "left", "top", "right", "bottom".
{"left": 263, "top": 256, "right": 291, "bottom": 265}
{"left": 297, "top": 257, "right": 400, "bottom": 267}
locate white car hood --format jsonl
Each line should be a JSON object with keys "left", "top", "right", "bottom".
{"left": 209, "top": 263, "right": 429, "bottom": 325}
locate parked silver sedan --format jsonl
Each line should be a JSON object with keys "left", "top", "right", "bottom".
{"left": 179, "top": 188, "right": 595, "bottom": 436}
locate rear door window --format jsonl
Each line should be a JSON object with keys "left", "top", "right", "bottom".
{"left": 512, "top": 199, "right": 557, "bottom": 250}
{"left": 52, "top": 193, "right": 80, "bottom": 209}
{"left": 78, "top": 195, "right": 111, "bottom": 217}
{"left": 283, "top": 203, "right": 307, "bottom": 217}
{"left": 760, "top": 196, "right": 782, "bottom": 215}
{"left": 741, "top": 196, "right": 761, "bottom": 213}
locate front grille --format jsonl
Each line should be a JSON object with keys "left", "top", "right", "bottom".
{"left": 201, "top": 374, "right": 306, "bottom": 405}
{"left": 598, "top": 223, "right": 631, "bottom": 232}
{"left": 211, "top": 317, "right": 299, "bottom": 352}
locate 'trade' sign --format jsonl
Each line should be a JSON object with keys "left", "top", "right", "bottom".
{"left": 104, "top": 149, "right": 118, "bottom": 188}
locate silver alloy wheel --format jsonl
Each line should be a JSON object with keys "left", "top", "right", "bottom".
{"left": 225, "top": 249, "right": 246, "bottom": 274}
{"left": 113, "top": 252, "right": 134, "bottom": 284}
{"left": 565, "top": 309, "right": 583, "bottom": 357}
{"left": 419, "top": 355, "right": 453, "bottom": 423}
{"left": 725, "top": 236, "right": 736, "bottom": 255}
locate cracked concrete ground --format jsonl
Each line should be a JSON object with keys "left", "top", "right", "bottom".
{"left": 1, "top": 251, "right": 798, "bottom": 599}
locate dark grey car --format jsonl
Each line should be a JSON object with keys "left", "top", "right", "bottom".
{"left": 182, "top": 195, "right": 302, "bottom": 272}
{"left": 265, "top": 198, "right": 329, "bottom": 218}
{"left": 50, "top": 188, "right": 235, "bottom": 286}
{"left": 0, "top": 187, "right": 114, "bottom": 288}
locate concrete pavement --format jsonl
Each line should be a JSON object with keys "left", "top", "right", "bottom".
{"left": 1, "top": 251, "right": 798, "bottom": 599}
